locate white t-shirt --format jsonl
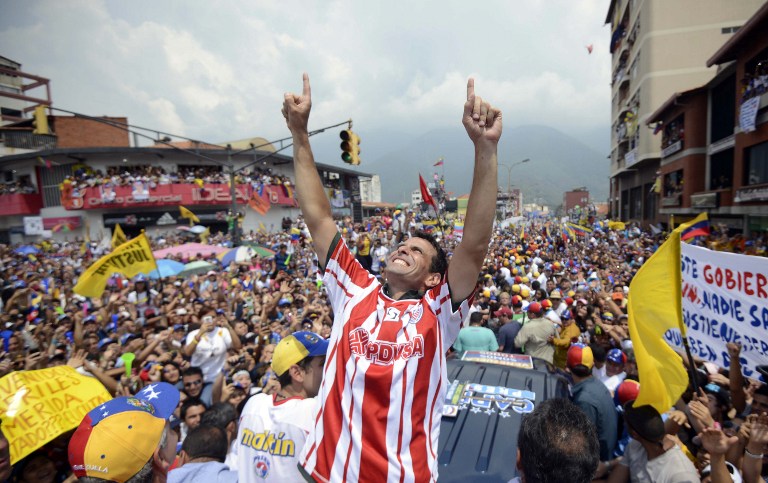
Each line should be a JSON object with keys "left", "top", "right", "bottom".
{"left": 621, "top": 439, "right": 699, "bottom": 483}
{"left": 235, "top": 393, "right": 319, "bottom": 482}
{"left": 601, "top": 372, "right": 627, "bottom": 395}
{"left": 186, "top": 328, "right": 232, "bottom": 383}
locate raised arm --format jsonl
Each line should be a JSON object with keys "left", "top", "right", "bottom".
{"left": 448, "top": 79, "right": 500, "bottom": 303}
{"left": 282, "top": 73, "right": 338, "bottom": 267}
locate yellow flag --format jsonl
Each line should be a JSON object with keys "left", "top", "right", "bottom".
{"left": 627, "top": 230, "right": 688, "bottom": 413}
{"left": 0, "top": 366, "right": 111, "bottom": 464}
{"left": 74, "top": 233, "right": 157, "bottom": 298}
{"left": 111, "top": 223, "right": 127, "bottom": 250}
{"left": 179, "top": 205, "right": 200, "bottom": 226}
{"left": 607, "top": 220, "right": 626, "bottom": 231}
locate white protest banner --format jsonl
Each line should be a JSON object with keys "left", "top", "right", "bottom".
{"left": 664, "top": 243, "right": 768, "bottom": 379}
{"left": 739, "top": 96, "right": 760, "bottom": 133}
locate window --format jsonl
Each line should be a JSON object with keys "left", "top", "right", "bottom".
{"left": 664, "top": 170, "right": 684, "bottom": 197}
{"left": 0, "top": 107, "right": 22, "bottom": 118}
{"left": 721, "top": 26, "right": 740, "bottom": 34}
{"left": 629, "top": 186, "right": 642, "bottom": 219}
{"left": 662, "top": 115, "right": 684, "bottom": 151}
{"left": 644, "top": 183, "right": 656, "bottom": 218}
{"left": 710, "top": 149, "right": 733, "bottom": 190}
{"left": 745, "top": 141, "right": 768, "bottom": 186}
{"left": 710, "top": 74, "right": 735, "bottom": 142}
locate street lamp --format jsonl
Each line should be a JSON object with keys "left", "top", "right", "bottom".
{"left": 498, "top": 158, "right": 530, "bottom": 216}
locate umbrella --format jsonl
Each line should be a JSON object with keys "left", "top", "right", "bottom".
{"left": 153, "top": 243, "right": 228, "bottom": 260}
{"left": 14, "top": 245, "right": 40, "bottom": 256}
{"left": 219, "top": 246, "right": 256, "bottom": 266}
{"left": 242, "top": 243, "right": 275, "bottom": 258}
{"left": 189, "top": 225, "right": 208, "bottom": 234}
{"left": 145, "top": 259, "right": 185, "bottom": 279}
{"left": 178, "top": 261, "right": 216, "bottom": 278}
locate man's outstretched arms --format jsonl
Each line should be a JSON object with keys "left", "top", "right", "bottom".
{"left": 448, "top": 78, "right": 501, "bottom": 304}
{"left": 282, "top": 73, "right": 338, "bottom": 267}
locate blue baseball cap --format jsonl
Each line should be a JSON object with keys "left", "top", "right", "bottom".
{"left": 606, "top": 348, "right": 626, "bottom": 365}
{"left": 271, "top": 331, "right": 328, "bottom": 376}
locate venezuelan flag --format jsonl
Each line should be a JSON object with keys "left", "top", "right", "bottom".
{"left": 679, "top": 213, "right": 710, "bottom": 241}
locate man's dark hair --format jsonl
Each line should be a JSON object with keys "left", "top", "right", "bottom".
{"left": 200, "top": 402, "right": 238, "bottom": 432}
{"left": 468, "top": 312, "right": 484, "bottom": 326}
{"left": 181, "top": 425, "right": 228, "bottom": 462}
{"left": 182, "top": 366, "right": 203, "bottom": 379}
{"left": 590, "top": 343, "right": 607, "bottom": 363}
{"left": 180, "top": 397, "right": 207, "bottom": 419}
{"left": 517, "top": 398, "right": 599, "bottom": 483}
{"left": 413, "top": 231, "right": 448, "bottom": 277}
{"left": 276, "top": 356, "right": 317, "bottom": 388}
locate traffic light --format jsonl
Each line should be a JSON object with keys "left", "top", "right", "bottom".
{"left": 32, "top": 105, "right": 50, "bottom": 135}
{"left": 340, "top": 129, "right": 361, "bottom": 165}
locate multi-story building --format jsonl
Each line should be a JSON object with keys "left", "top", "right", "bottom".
{"left": 606, "top": 0, "right": 764, "bottom": 225}
{"left": 647, "top": 2, "right": 768, "bottom": 234}
{"left": 563, "top": 188, "right": 590, "bottom": 213}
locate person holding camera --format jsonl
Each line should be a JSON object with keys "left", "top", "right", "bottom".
{"left": 184, "top": 307, "right": 241, "bottom": 384}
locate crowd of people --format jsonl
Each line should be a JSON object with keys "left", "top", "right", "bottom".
{"left": 0, "top": 76, "right": 767, "bottom": 483}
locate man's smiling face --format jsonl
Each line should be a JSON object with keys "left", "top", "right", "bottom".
{"left": 385, "top": 237, "right": 439, "bottom": 289}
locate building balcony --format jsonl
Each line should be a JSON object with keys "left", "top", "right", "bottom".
{"left": 735, "top": 183, "right": 768, "bottom": 204}
{"left": 59, "top": 183, "right": 299, "bottom": 211}
{"left": 0, "top": 193, "right": 44, "bottom": 216}
{"left": 661, "top": 193, "right": 682, "bottom": 207}
{"left": 691, "top": 191, "right": 720, "bottom": 209}
{"left": 0, "top": 130, "right": 57, "bottom": 150}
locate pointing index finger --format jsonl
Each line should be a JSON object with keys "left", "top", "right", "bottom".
{"left": 467, "top": 78, "right": 474, "bottom": 101}
{"left": 302, "top": 73, "right": 311, "bottom": 98}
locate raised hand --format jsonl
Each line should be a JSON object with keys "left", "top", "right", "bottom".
{"left": 700, "top": 427, "right": 738, "bottom": 456}
{"left": 282, "top": 73, "right": 312, "bottom": 133}
{"left": 750, "top": 413, "right": 768, "bottom": 447}
{"left": 462, "top": 78, "right": 502, "bottom": 145}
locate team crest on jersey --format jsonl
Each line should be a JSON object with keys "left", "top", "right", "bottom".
{"left": 253, "top": 454, "right": 270, "bottom": 478}
{"left": 403, "top": 304, "right": 424, "bottom": 324}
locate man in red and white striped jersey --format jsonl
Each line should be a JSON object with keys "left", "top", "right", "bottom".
{"left": 282, "top": 73, "right": 501, "bottom": 482}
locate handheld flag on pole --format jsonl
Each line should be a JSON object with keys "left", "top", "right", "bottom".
{"left": 73, "top": 233, "right": 157, "bottom": 298}
{"left": 179, "top": 205, "right": 200, "bottom": 226}
{"left": 433, "top": 158, "right": 444, "bottom": 167}
{"left": 111, "top": 223, "right": 127, "bottom": 250}
{"left": 627, "top": 229, "right": 688, "bottom": 413}
{"left": 419, "top": 174, "right": 437, "bottom": 211}
{"left": 679, "top": 212, "right": 710, "bottom": 241}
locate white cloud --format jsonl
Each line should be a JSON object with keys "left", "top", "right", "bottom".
{"left": 0, "top": 0, "right": 613, "bottom": 150}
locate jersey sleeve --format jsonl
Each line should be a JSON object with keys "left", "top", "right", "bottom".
{"left": 426, "top": 269, "right": 474, "bottom": 349}
{"left": 321, "top": 234, "right": 376, "bottom": 323}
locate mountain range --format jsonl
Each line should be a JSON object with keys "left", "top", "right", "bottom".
{"left": 308, "top": 124, "right": 610, "bottom": 207}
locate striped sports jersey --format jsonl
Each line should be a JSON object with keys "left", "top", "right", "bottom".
{"left": 299, "top": 237, "right": 472, "bottom": 482}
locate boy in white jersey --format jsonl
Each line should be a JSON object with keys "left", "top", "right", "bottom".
{"left": 235, "top": 331, "right": 327, "bottom": 482}
{"left": 282, "top": 74, "right": 500, "bottom": 482}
